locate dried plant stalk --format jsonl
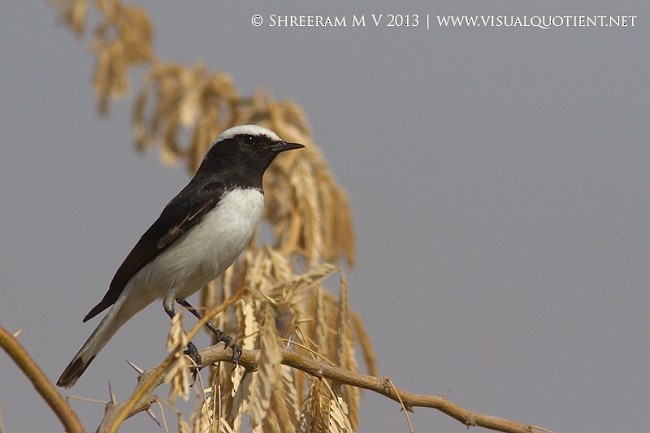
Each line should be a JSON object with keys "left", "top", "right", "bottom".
{"left": 248, "top": 305, "right": 282, "bottom": 430}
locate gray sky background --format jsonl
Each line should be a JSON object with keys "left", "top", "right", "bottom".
{"left": 1, "top": 1, "right": 649, "bottom": 432}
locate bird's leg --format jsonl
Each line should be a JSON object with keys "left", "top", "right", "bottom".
{"left": 176, "top": 298, "right": 224, "bottom": 337}
{"left": 162, "top": 291, "right": 202, "bottom": 372}
{"left": 176, "top": 297, "right": 242, "bottom": 366}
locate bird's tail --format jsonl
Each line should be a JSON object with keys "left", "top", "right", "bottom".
{"left": 57, "top": 296, "right": 133, "bottom": 388}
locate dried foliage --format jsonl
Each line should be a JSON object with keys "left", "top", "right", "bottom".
{"left": 203, "top": 250, "right": 371, "bottom": 433}
{"left": 37, "top": 2, "right": 549, "bottom": 433}
{"left": 50, "top": 0, "right": 363, "bottom": 431}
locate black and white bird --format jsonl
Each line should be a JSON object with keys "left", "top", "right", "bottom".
{"left": 57, "top": 125, "right": 304, "bottom": 388}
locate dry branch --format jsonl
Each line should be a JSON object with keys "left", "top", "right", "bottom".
{"left": 0, "top": 326, "right": 85, "bottom": 433}
{"left": 100, "top": 343, "right": 545, "bottom": 433}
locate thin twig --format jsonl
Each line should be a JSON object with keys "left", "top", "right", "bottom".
{"left": 386, "top": 377, "right": 414, "bottom": 433}
{"left": 154, "top": 398, "right": 170, "bottom": 433}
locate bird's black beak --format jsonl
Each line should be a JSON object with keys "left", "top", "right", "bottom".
{"left": 270, "top": 141, "right": 305, "bottom": 153}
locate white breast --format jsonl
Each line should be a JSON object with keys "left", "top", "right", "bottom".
{"left": 134, "top": 188, "right": 264, "bottom": 301}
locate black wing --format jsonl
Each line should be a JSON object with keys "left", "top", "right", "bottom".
{"left": 83, "top": 180, "right": 225, "bottom": 322}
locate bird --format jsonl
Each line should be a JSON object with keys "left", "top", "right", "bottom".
{"left": 57, "top": 124, "right": 304, "bottom": 388}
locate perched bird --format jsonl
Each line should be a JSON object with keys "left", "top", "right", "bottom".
{"left": 57, "top": 125, "right": 304, "bottom": 388}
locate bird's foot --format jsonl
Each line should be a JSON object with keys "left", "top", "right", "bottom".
{"left": 183, "top": 341, "right": 203, "bottom": 385}
{"left": 213, "top": 331, "right": 242, "bottom": 366}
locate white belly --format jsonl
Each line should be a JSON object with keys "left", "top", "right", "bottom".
{"left": 129, "top": 188, "right": 264, "bottom": 304}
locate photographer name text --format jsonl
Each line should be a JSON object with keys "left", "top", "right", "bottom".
{"left": 252, "top": 14, "right": 638, "bottom": 30}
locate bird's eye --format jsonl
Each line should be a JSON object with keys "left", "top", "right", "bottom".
{"left": 242, "top": 135, "right": 257, "bottom": 145}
